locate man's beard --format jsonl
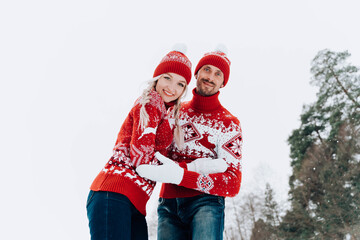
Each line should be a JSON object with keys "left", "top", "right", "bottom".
{"left": 196, "top": 78, "right": 216, "bottom": 96}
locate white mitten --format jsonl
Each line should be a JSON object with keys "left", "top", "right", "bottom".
{"left": 136, "top": 152, "right": 184, "bottom": 184}
{"left": 187, "top": 158, "right": 228, "bottom": 175}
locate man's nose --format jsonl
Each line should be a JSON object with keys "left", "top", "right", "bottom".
{"left": 208, "top": 74, "right": 215, "bottom": 82}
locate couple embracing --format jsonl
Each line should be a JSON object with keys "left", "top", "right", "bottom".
{"left": 86, "top": 44, "right": 243, "bottom": 240}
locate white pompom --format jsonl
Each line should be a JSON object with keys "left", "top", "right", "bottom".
{"left": 215, "top": 43, "right": 228, "bottom": 55}
{"left": 172, "top": 43, "right": 187, "bottom": 54}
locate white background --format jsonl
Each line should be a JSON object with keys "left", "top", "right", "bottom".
{"left": 1, "top": 0, "right": 360, "bottom": 239}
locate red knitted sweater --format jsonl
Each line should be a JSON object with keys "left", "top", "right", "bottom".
{"left": 90, "top": 90, "right": 173, "bottom": 216}
{"left": 160, "top": 89, "right": 243, "bottom": 198}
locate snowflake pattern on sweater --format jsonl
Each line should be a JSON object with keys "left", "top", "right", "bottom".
{"left": 90, "top": 90, "right": 174, "bottom": 216}
{"left": 160, "top": 89, "right": 243, "bottom": 199}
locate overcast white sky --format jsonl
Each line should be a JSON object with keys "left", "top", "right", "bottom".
{"left": 1, "top": 0, "right": 360, "bottom": 239}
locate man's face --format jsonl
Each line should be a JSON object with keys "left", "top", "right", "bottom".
{"left": 195, "top": 65, "right": 224, "bottom": 96}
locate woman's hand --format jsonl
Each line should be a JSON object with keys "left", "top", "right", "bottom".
{"left": 136, "top": 152, "right": 184, "bottom": 184}
{"left": 136, "top": 152, "right": 229, "bottom": 184}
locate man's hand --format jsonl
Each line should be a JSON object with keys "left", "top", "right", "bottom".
{"left": 187, "top": 158, "right": 228, "bottom": 174}
{"left": 136, "top": 152, "right": 184, "bottom": 184}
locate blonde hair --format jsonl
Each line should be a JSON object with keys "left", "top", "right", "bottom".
{"left": 139, "top": 75, "right": 188, "bottom": 149}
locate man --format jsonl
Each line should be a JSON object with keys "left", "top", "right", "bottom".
{"left": 137, "top": 46, "right": 242, "bottom": 240}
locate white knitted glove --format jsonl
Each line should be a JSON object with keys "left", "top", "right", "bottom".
{"left": 187, "top": 158, "right": 228, "bottom": 175}
{"left": 136, "top": 152, "right": 184, "bottom": 185}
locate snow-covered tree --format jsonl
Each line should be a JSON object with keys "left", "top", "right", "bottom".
{"left": 281, "top": 49, "right": 360, "bottom": 239}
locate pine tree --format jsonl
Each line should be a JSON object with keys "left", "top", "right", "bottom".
{"left": 280, "top": 49, "right": 360, "bottom": 239}
{"left": 263, "top": 183, "right": 281, "bottom": 228}
{"left": 250, "top": 183, "right": 282, "bottom": 240}
{"left": 250, "top": 219, "right": 272, "bottom": 240}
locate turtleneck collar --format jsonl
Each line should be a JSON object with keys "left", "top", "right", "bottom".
{"left": 189, "top": 88, "right": 222, "bottom": 112}
{"left": 164, "top": 100, "right": 176, "bottom": 110}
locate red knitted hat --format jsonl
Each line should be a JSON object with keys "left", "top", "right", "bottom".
{"left": 153, "top": 44, "right": 192, "bottom": 85}
{"left": 194, "top": 44, "right": 231, "bottom": 86}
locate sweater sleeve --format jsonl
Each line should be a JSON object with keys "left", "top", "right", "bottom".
{"left": 128, "top": 98, "right": 165, "bottom": 167}
{"left": 178, "top": 126, "right": 243, "bottom": 197}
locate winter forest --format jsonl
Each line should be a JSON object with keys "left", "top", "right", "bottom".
{"left": 3, "top": 1, "right": 360, "bottom": 239}
{"left": 147, "top": 49, "right": 360, "bottom": 240}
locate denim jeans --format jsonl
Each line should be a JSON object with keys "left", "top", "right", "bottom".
{"left": 157, "top": 194, "right": 225, "bottom": 240}
{"left": 86, "top": 190, "right": 148, "bottom": 240}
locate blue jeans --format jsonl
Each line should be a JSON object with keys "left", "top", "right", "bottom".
{"left": 86, "top": 190, "right": 148, "bottom": 240}
{"left": 157, "top": 194, "right": 225, "bottom": 240}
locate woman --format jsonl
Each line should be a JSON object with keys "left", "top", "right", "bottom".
{"left": 86, "top": 45, "right": 192, "bottom": 240}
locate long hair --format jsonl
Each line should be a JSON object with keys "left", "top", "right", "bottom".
{"left": 138, "top": 77, "right": 158, "bottom": 131}
{"left": 139, "top": 75, "right": 188, "bottom": 149}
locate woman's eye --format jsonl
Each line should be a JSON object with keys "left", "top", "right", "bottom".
{"left": 178, "top": 83, "right": 185, "bottom": 88}
{"left": 164, "top": 76, "right": 170, "bottom": 80}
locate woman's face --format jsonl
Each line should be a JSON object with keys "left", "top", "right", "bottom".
{"left": 155, "top": 73, "right": 187, "bottom": 103}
